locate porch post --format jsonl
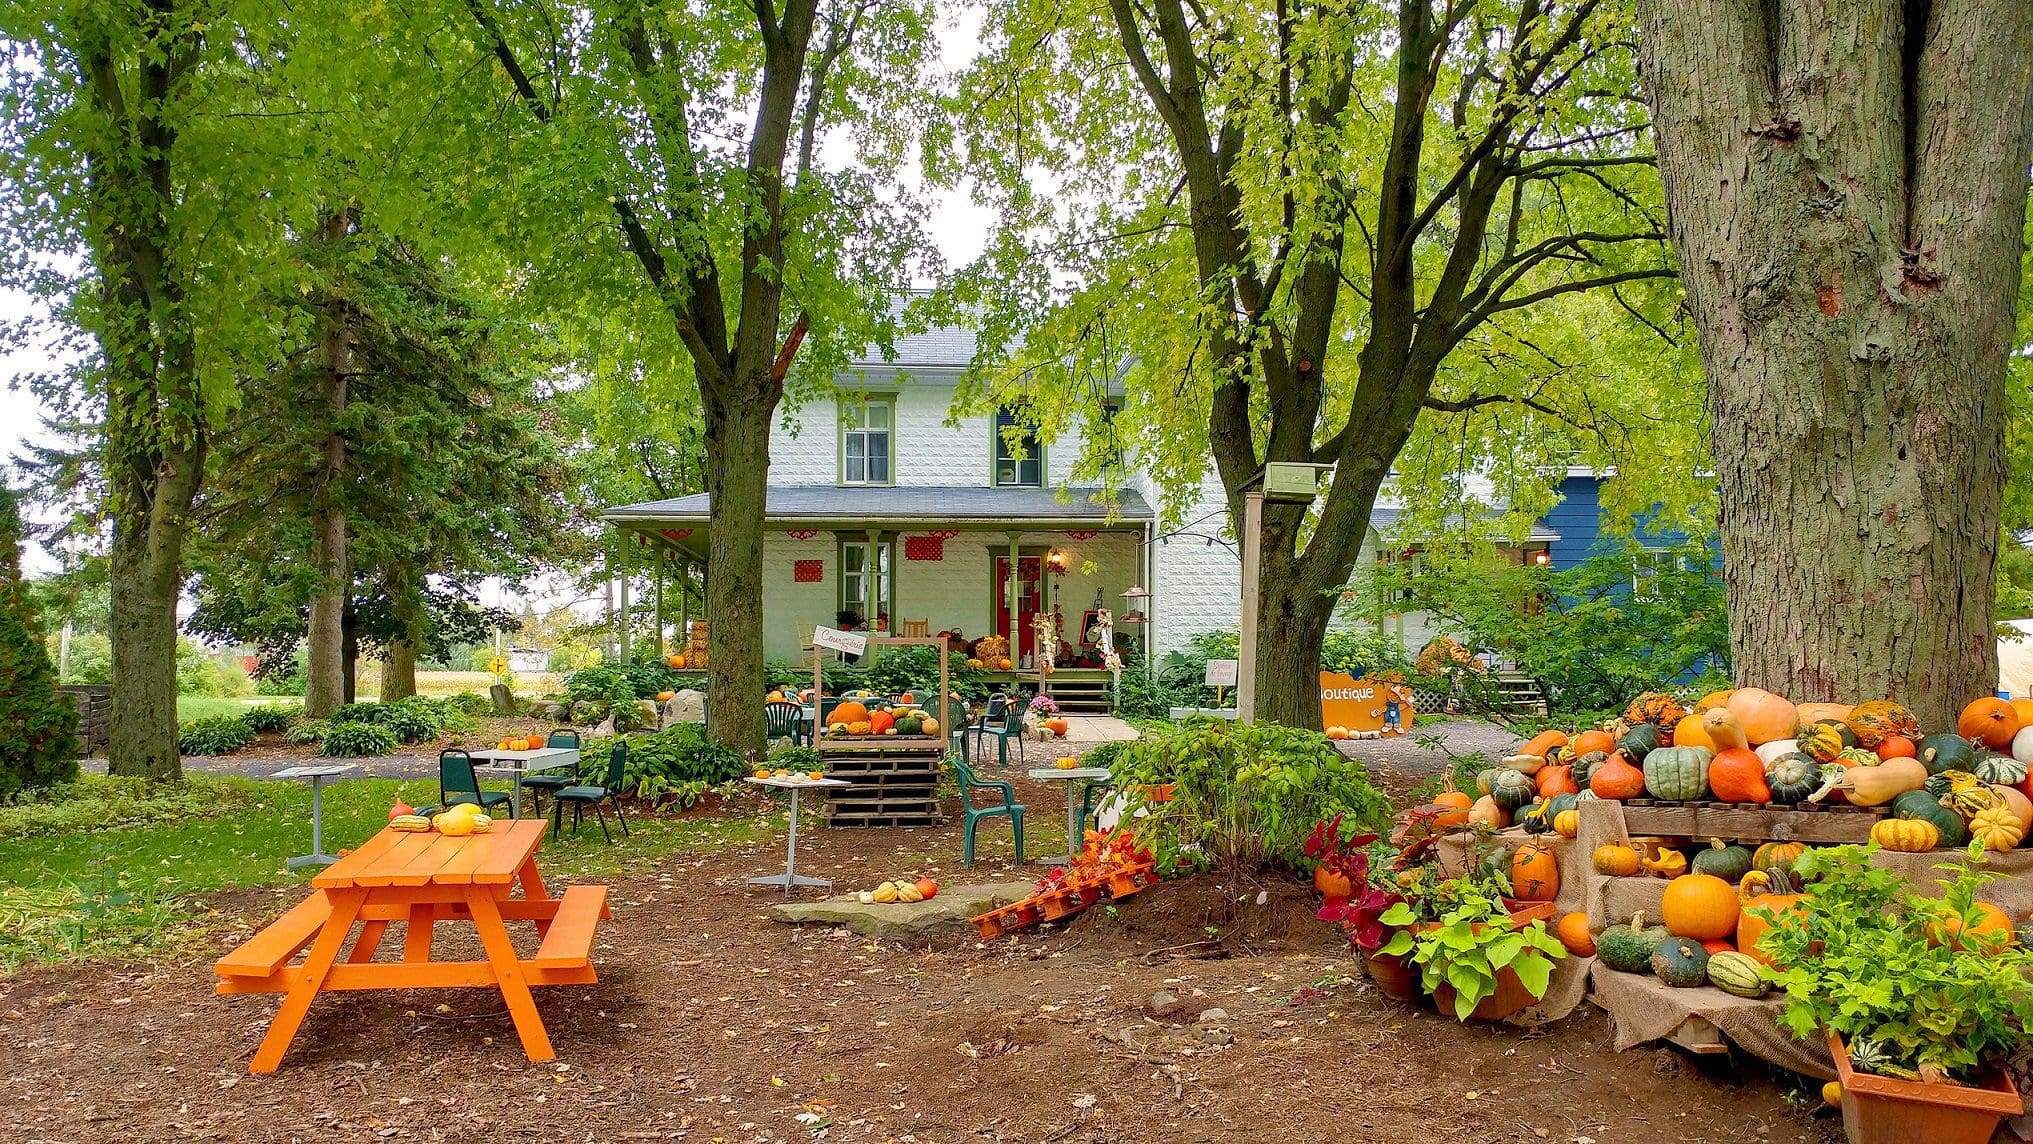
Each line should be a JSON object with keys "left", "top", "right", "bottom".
{"left": 864, "top": 529, "right": 881, "bottom": 631}
{"left": 1005, "top": 530, "right": 1021, "bottom": 664}
{"left": 619, "top": 536, "right": 633, "bottom": 662}
{"left": 654, "top": 545, "right": 666, "bottom": 657}
{"left": 680, "top": 556, "right": 692, "bottom": 644}
{"left": 603, "top": 541, "right": 616, "bottom": 661}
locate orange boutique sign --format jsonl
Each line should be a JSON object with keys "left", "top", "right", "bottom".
{"left": 1319, "top": 673, "right": 1417, "bottom": 737}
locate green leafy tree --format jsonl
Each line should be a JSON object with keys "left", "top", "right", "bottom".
{"left": 0, "top": 485, "right": 80, "bottom": 798}
{"left": 955, "top": 0, "right": 1678, "bottom": 727}
{"left": 1634, "top": 0, "right": 2033, "bottom": 726}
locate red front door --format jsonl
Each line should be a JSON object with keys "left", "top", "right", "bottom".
{"left": 993, "top": 555, "right": 1044, "bottom": 662}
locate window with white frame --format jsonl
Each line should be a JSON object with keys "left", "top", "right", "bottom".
{"left": 993, "top": 406, "right": 1042, "bottom": 487}
{"left": 838, "top": 538, "right": 894, "bottom": 620}
{"left": 1379, "top": 548, "right": 1426, "bottom": 610}
{"left": 841, "top": 397, "right": 894, "bottom": 485}
{"left": 1632, "top": 546, "right": 1686, "bottom": 600}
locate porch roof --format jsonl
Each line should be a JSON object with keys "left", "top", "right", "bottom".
{"left": 603, "top": 484, "right": 1154, "bottom": 529}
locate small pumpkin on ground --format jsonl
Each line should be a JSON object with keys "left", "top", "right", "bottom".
{"left": 1661, "top": 872, "right": 1740, "bottom": 940}
{"left": 1651, "top": 936, "right": 1711, "bottom": 987}
{"left": 1596, "top": 912, "right": 1669, "bottom": 973}
{"left": 1689, "top": 838, "right": 1754, "bottom": 882}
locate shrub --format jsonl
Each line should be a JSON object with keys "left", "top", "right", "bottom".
{"left": 0, "top": 486, "right": 79, "bottom": 798}
{"left": 320, "top": 721, "right": 398, "bottom": 757}
{"left": 241, "top": 704, "right": 300, "bottom": 734}
{"left": 443, "top": 691, "right": 492, "bottom": 716}
{"left": 564, "top": 660, "right": 682, "bottom": 705}
{"left": 284, "top": 719, "right": 330, "bottom": 745}
{"left": 861, "top": 645, "right": 988, "bottom": 701}
{"left": 1108, "top": 719, "right": 1390, "bottom": 877}
{"left": 175, "top": 638, "right": 227, "bottom": 696}
{"left": 177, "top": 715, "right": 254, "bottom": 757}
{"left": 766, "top": 744, "right": 820, "bottom": 772}
{"left": 581, "top": 724, "right": 748, "bottom": 803}
{"left": 378, "top": 697, "right": 445, "bottom": 744}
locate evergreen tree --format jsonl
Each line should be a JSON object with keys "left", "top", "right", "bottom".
{"left": 0, "top": 485, "right": 80, "bottom": 798}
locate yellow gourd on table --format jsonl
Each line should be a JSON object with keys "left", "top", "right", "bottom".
{"left": 1641, "top": 848, "right": 1688, "bottom": 878}
{"left": 1970, "top": 806, "right": 2027, "bottom": 852}
{"left": 1870, "top": 816, "right": 1940, "bottom": 852}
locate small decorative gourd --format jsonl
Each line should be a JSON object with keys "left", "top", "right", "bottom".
{"left": 1973, "top": 752, "right": 2029, "bottom": 786}
{"left": 1795, "top": 720, "right": 1852, "bottom": 765}
{"left": 1553, "top": 809, "right": 1580, "bottom": 838}
{"left": 1626, "top": 692, "right": 1689, "bottom": 729}
{"left": 1689, "top": 839, "right": 1754, "bottom": 882}
{"left": 1706, "top": 950, "right": 1769, "bottom": 998}
{"left": 1969, "top": 806, "right": 2027, "bottom": 852}
{"left": 1870, "top": 816, "right": 1940, "bottom": 853}
{"left": 1752, "top": 841, "right": 1807, "bottom": 872}
{"left": 1592, "top": 842, "right": 1643, "bottom": 876}
{"left": 1765, "top": 752, "right": 1822, "bottom": 804}
{"left": 1844, "top": 700, "right": 1920, "bottom": 748}
{"left": 1640, "top": 847, "right": 1688, "bottom": 878}
{"left": 1489, "top": 768, "right": 1537, "bottom": 812}
{"left": 1651, "top": 936, "right": 1711, "bottom": 987}
{"left": 1918, "top": 732, "right": 1978, "bottom": 776}
{"left": 1569, "top": 750, "right": 1608, "bottom": 788}
{"left": 1615, "top": 722, "right": 1662, "bottom": 762}
{"left": 1596, "top": 911, "right": 1669, "bottom": 973}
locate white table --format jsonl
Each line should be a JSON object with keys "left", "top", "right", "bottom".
{"left": 1027, "top": 766, "right": 1113, "bottom": 865}
{"left": 467, "top": 746, "right": 580, "bottom": 819}
{"left": 745, "top": 775, "right": 851, "bottom": 895}
{"left": 272, "top": 764, "right": 357, "bottom": 869}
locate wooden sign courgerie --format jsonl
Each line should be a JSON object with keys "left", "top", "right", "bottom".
{"left": 1319, "top": 672, "right": 1417, "bottom": 737}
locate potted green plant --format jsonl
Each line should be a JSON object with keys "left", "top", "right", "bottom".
{"left": 1758, "top": 845, "right": 2031, "bottom": 1144}
{"left": 1376, "top": 878, "right": 1566, "bottom": 1021}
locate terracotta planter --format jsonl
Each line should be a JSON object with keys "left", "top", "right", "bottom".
{"left": 1413, "top": 904, "right": 1559, "bottom": 1022}
{"left": 1313, "top": 865, "right": 1354, "bottom": 905}
{"left": 1361, "top": 944, "right": 1419, "bottom": 1001}
{"left": 1828, "top": 1033, "right": 2023, "bottom": 1144}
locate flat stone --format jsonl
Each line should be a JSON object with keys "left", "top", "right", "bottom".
{"left": 1148, "top": 990, "right": 1182, "bottom": 1018}
{"left": 769, "top": 881, "right": 1034, "bottom": 940}
{"left": 1197, "top": 1007, "right": 1230, "bottom": 1024}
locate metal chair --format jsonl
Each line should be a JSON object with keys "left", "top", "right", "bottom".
{"left": 765, "top": 700, "right": 808, "bottom": 746}
{"left": 518, "top": 729, "right": 581, "bottom": 818}
{"left": 439, "top": 749, "right": 513, "bottom": 818}
{"left": 553, "top": 739, "right": 630, "bottom": 842}
{"left": 951, "top": 754, "right": 1024, "bottom": 867}
{"left": 1077, "top": 778, "right": 1115, "bottom": 834}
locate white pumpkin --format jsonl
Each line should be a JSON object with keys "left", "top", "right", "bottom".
{"left": 1754, "top": 739, "right": 1798, "bottom": 768}
{"left": 2012, "top": 724, "right": 2033, "bottom": 765}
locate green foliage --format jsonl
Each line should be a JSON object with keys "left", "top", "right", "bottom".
{"left": 861, "top": 645, "right": 987, "bottom": 702}
{"left": 174, "top": 639, "right": 226, "bottom": 697}
{"left": 1107, "top": 720, "right": 1389, "bottom": 877}
{"left": 766, "top": 744, "right": 820, "bottom": 772}
{"left": 1379, "top": 880, "right": 1568, "bottom": 1021}
{"left": 1759, "top": 845, "right": 2033, "bottom": 1079}
{"left": 240, "top": 704, "right": 300, "bottom": 734}
{"left": 581, "top": 725, "right": 748, "bottom": 805}
{"left": 176, "top": 715, "right": 254, "bottom": 758}
{"left": 1390, "top": 540, "right": 1731, "bottom": 714}
{"left": 0, "top": 775, "right": 257, "bottom": 843}
{"left": 284, "top": 720, "right": 330, "bottom": 745}
{"left": 565, "top": 661, "right": 681, "bottom": 706}
{"left": 322, "top": 696, "right": 452, "bottom": 743}
{"left": 442, "top": 691, "right": 493, "bottom": 717}
{"left": 320, "top": 721, "right": 399, "bottom": 758}
{"left": 0, "top": 486, "right": 79, "bottom": 798}
{"left": 54, "top": 631, "right": 111, "bottom": 685}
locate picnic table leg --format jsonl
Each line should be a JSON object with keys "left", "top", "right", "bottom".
{"left": 402, "top": 904, "right": 434, "bottom": 962}
{"left": 464, "top": 886, "right": 555, "bottom": 1063}
{"left": 347, "top": 920, "right": 390, "bottom": 964}
{"left": 249, "top": 889, "right": 364, "bottom": 1074}
{"left": 518, "top": 855, "right": 554, "bottom": 937}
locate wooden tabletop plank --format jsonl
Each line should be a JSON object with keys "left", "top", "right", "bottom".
{"left": 387, "top": 833, "right": 470, "bottom": 885}
{"left": 346, "top": 831, "right": 443, "bottom": 886}
{"left": 470, "top": 821, "right": 546, "bottom": 885}
{"left": 432, "top": 829, "right": 499, "bottom": 884}
{"left": 311, "top": 827, "right": 410, "bottom": 888}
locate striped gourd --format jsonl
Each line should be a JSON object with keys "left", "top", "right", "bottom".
{"left": 1706, "top": 950, "right": 1768, "bottom": 998}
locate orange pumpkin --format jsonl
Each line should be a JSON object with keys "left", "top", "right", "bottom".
{"left": 1671, "top": 713, "right": 1717, "bottom": 752}
{"left": 1699, "top": 938, "right": 1736, "bottom": 955}
{"left": 1661, "top": 873, "right": 1740, "bottom": 940}
{"left": 1694, "top": 688, "right": 1736, "bottom": 712}
{"left": 1590, "top": 751, "right": 1647, "bottom": 800}
{"left": 1725, "top": 687, "right": 1799, "bottom": 745}
{"left": 1431, "top": 784, "right": 1473, "bottom": 828}
{"left": 655, "top": 690, "right": 676, "bottom": 702}
{"left": 832, "top": 700, "right": 871, "bottom": 725}
{"left": 1535, "top": 765, "right": 1580, "bottom": 798}
{"left": 1709, "top": 747, "right": 1773, "bottom": 803}
{"left": 2012, "top": 698, "right": 2033, "bottom": 729}
{"left": 1958, "top": 697, "right": 2021, "bottom": 751}
{"left": 1571, "top": 729, "right": 1616, "bottom": 756}
{"left": 1923, "top": 900, "right": 2014, "bottom": 953}
{"left": 998, "top": 657, "right": 1014, "bottom": 671}
{"left": 868, "top": 710, "right": 896, "bottom": 735}
{"left": 1794, "top": 701, "right": 1853, "bottom": 725}
{"left": 898, "top": 692, "right": 916, "bottom": 705}
{"left": 1874, "top": 734, "right": 1916, "bottom": 760}
{"left": 1555, "top": 912, "right": 1595, "bottom": 956}
{"left": 914, "top": 877, "right": 939, "bottom": 900}
{"left": 1511, "top": 841, "right": 1560, "bottom": 901}
{"left": 667, "top": 653, "right": 687, "bottom": 670}
{"left": 1738, "top": 876, "right": 1807, "bottom": 966}
{"left": 1520, "top": 729, "right": 1570, "bottom": 759}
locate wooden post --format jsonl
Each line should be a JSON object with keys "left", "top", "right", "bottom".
{"left": 1005, "top": 531, "right": 1021, "bottom": 667}
{"left": 603, "top": 542, "right": 616, "bottom": 661}
{"left": 618, "top": 537, "right": 632, "bottom": 662}
{"left": 864, "top": 528, "right": 881, "bottom": 631}
{"left": 654, "top": 545, "right": 666, "bottom": 658}
{"left": 1238, "top": 490, "right": 1264, "bottom": 723}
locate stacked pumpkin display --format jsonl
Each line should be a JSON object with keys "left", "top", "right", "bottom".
{"left": 1590, "top": 840, "right": 1818, "bottom": 995}
{"left": 822, "top": 694, "right": 942, "bottom": 739}
{"left": 1474, "top": 690, "right": 2033, "bottom": 855}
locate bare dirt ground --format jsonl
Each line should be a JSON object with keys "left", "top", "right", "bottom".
{"left": 0, "top": 769, "right": 1836, "bottom": 1144}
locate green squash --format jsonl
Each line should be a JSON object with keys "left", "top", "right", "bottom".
{"left": 895, "top": 715, "right": 924, "bottom": 735}
{"left": 1642, "top": 745, "right": 1712, "bottom": 802}
{"left": 1475, "top": 767, "right": 1501, "bottom": 796}
{"left": 1918, "top": 733, "right": 1978, "bottom": 777}
{"left": 1890, "top": 789, "right": 1969, "bottom": 849}
{"left": 1766, "top": 752, "right": 1823, "bottom": 804}
{"left": 1596, "top": 911, "right": 1670, "bottom": 973}
{"left": 1570, "top": 750, "right": 1607, "bottom": 788}
{"left": 1544, "top": 792, "right": 1581, "bottom": 818}
{"left": 1924, "top": 770, "right": 1969, "bottom": 798}
{"left": 1617, "top": 722, "right": 1663, "bottom": 763}
{"left": 1490, "top": 768, "right": 1537, "bottom": 812}
{"left": 1973, "top": 751, "right": 2029, "bottom": 785}
{"left": 1796, "top": 720, "right": 1854, "bottom": 764}
{"left": 1706, "top": 951, "right": 1769, "bottom": 998}
{"left": 1651, "top": 936, "right": 1710, "bottom": 987}
{"left": 1689, "top": 838, "right": 1754, "bottom": 882}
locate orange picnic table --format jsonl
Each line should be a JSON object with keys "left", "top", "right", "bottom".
{"left": 213, "top": 818, "right": 611, "bottom": 1073}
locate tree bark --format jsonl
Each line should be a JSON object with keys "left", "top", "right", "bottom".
{"left": 701, "top": 390, "right": 772, "bottom": 757}
{"left": 340, "top": 596, "right": 359, "bottom": 705}
{"left": 1636, "top": 0, "right": 2033, "bottom": 728}
{"left": 376, "top": 569, "right": 423, "bottom": 702}
{"left": 106, "top": 513, "right": 189, "bottom": 780}
{"left": 302, "top": 208, "right": 354, "bottom": 718}
{"left": 378, "top": 640, "right": 417, "bottom": 702}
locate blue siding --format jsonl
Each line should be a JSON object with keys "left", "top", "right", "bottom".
{"left": 1546, "top": 475, "right": 1701, "bottom": 568}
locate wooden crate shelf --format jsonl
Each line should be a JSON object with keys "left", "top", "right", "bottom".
{"left": 818, "top": 737, "right": 946, "bottom": 828}
{"left": 1615, "top": 800, "right": 1885, "bottom": 844}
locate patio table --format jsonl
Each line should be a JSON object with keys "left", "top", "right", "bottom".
{"left": 214, "top": 819, "right": 610, "bottom": 1073}
{"left": 1026, "top": 766, "right": 1113, "bottom": 865}
{"left": 467, "top": 746, "right": 580, "bottom": 819}
{"left": 745, "top": 775, "right": 851, "bottom": 895}
{"left": 271, "top": 763, "right": 357, "bottom": 869}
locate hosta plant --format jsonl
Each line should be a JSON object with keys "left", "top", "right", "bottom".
{"left": 1761, "top": 844, "right": 2033, "bottom": 1081}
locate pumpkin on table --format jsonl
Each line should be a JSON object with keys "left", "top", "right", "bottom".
{"left": 1625, "top": 692, "right": 1689, "bottom": 729}
{"left": 1640, "top": 847, "right": 1688, "bottom": 878}
{"left": 1596, "top": 912, "right": 1670, "bottom": 973}
{"left": 1671, "top": 713, "right": 1717, "bottom": 752}
{"left": 1661, "top": 873, "right": 1740, "bottom": 941}
{"left": 1751, "top": 841, "right": 1807, "bottom": 873}
{"left": 1889, "top": 789, "right": 1970, "bottom": 847}
{"left": 1592, "top": 842, "right": 1643, "bottom": 876}
{"left": 1569, "top": 750, "right": 1608, "bottom": 788}
{"left": 1615, "top": 721, "right": 1663, "bottom": 762}
{"left": 1555, "top": 912, "right": 1596, "bottom": 956}
{"left": 1552, "top": 808, "right": 1580, "bottom": 838}
{"left": 1970, "top": 805, "right": 2027, "bottom": 852}
{"left": 1958, "top": 696, "right": 2022, "bottom": 751}
{"left": 1468, "top": 795, "right": 1508, "bottom": 829}
{"left": 1571, "top": 729, "right": 1616, "bottom": 757}
{"left": 1689, "top": 839, "right": 1753, "bottom": 882}
{"left": 1431, "top": 782, "right": 1474, "bottom": 828}
{"left": 1736, "top": 867, "right": 1806, "bottom": 967}
{"left": 1870, "top": 816, "right": 1941, "bottom": 852}
{"left": 1489, "top": 768, "right": 1537, "bottom": 812}
{"left": 1844, "top": 700, "right": 1921, "bottom": 749}
{"left": 1652, "top": 936, "right": 1711, "bottom": 987}
{"left": 1764, "top": 752, "right": 1823, "bottom": 804}
{"left": 1589, "top": 752, "right": 1647, "bottom": 800}
{"left": 1707, "top": 746, "right": 1772, "bottom": 803}
{"left": 1706, "top": 950, "right": 1769, "bottom": 998}
{"left": 1510, "top": 840, "right": 1560, "bottom": 901}
{"left": 1641, "top": 745, "right": 1712, "bottom": 802}
{"left": 1817, "top": 756, "right": 1927, "bottom": 806}
{"left": 1796, "top": 720, "right": 1854, "bottom": 765}
{"left": 1919, "top": 899, "right": 2015, "bottom": 954}
{"left": 1724, "top": 687, "right": 1799, "bottom": 745}
{"left": 1535, "top": 765, "right": 1580, "bottom": 798}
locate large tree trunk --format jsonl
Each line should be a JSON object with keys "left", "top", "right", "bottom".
{"left": 340, "top": 596, "right": 360, "bottom": 705}
{"left": 377, "top": 570, "right": 422, "bottom": 702}
{"left": 701, "top": 390, "right": 772, "bottom": 758}
{"left": 106, "top": 514, "right": 189, "bottom": 780}
{"left": 1636, "top": 0, "right": 2033, "bottom": 728}
{"left": 1253, "top": 571, "right": 1336, "bottom": 730}
{"left": 379, "top": 640, "right": 417, "bottom": 702}
{"left": 302, "top": 210, "right": 353, "bottom": 718}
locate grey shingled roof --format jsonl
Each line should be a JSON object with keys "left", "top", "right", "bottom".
{"left": 1369, "top": 505, "right": 1560, "bottom": 543}
{"left": 604, "top": 485, "right": 1153, "bottom": 524}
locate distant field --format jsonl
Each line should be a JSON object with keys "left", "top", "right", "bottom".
{"left": 174, "top": 696, "right": 276, "bottom": 721}
{"left": 174, "top": 671, "right": 559, "bottom": 721}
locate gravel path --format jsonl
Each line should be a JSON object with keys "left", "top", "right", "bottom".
{"left": 1333, "top": 717, "right": 1520, "bottom": 777}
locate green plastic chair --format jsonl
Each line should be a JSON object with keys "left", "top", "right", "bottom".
{"left": 553, "top": 739, "right": 631, "bottom": 842}
{"left": 951, "top": 754, "right": 1024, "bottom": 867}
{"left": 439, "top": 750, "right": 514, "bottom": 817}
{"left": 971, "top": 695, "right": 1027, "bottom": 767}
{"left": 517, "top": 729, "right": 581, "bottom": 818}
{"left": 765, "top": 700, "right": 808, "bottom": 747}
{"left": 1077, "top": 779, "right": 1115, "bottom": 834}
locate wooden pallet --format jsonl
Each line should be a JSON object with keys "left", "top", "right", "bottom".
{"left": 969, "top": 861, "right": 1157, "bottom": 938}
{"left": 1617, "top": 800, "right": 1886, "bottom": 844}
{"left": 819, "top": 738, "right": 946, "bottom": 827}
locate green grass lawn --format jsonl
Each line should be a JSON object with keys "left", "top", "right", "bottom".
{"left": 175, "top": 695, "right": 274, "bottom": 721}
{"left": 0, "top": 774, "right": 778, "bottom": 972}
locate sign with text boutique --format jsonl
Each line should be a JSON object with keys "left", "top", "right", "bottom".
{"left": 1319, "top": 673, "right": 1417, "bottom": 737}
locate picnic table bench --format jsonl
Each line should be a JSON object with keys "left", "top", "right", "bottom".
{"left": 214, "top": 819, "right": 611, "bottom": 1073}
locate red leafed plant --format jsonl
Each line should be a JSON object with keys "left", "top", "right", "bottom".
{"left": 1036, "top": 827, "right": 1154, "bottom": 894}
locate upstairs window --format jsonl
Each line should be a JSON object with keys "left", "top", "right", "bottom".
{"left": 994, "top": 407, "right": 1042, "bottom": 487}
{"left": 1632, "top": 545, "right": 1686, "bottom": 600}
{"left": 841, "top": 397, "right": 894, "bottom": 486}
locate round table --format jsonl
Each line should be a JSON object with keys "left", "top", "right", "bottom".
{"left": 1026, "top": 766, "right": 1112, "bottom": 865}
